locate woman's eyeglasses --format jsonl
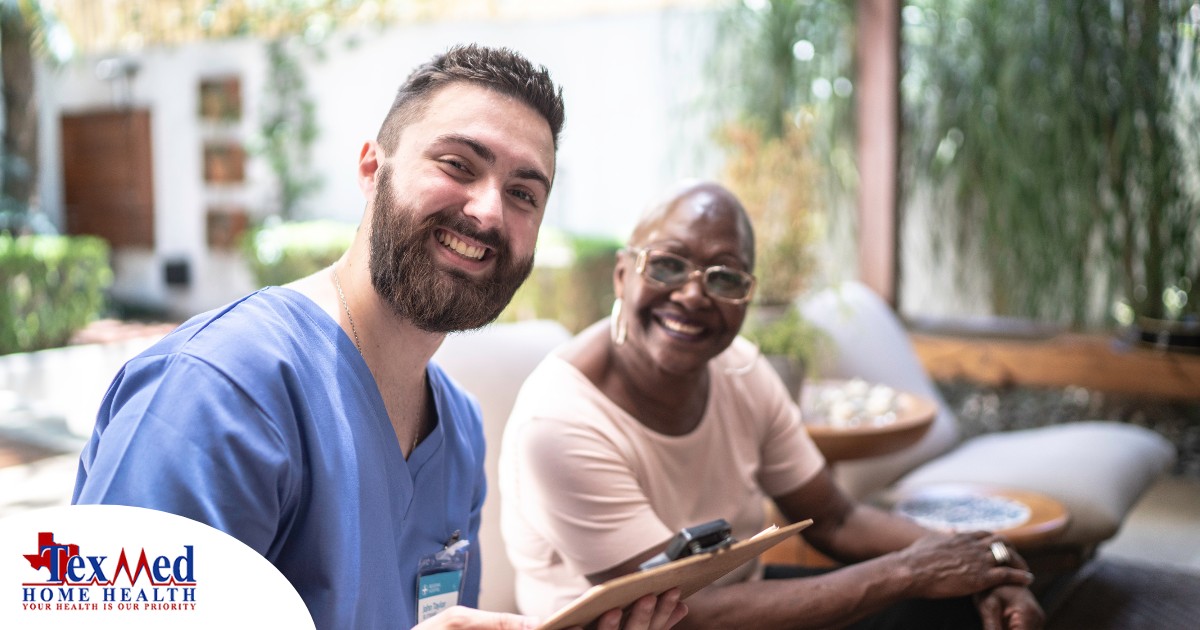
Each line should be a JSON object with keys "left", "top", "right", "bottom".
{"left": 633, "top": 249, "right": 756, "bottom": 304}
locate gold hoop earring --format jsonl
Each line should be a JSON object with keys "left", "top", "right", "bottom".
{"left": 610, "top": 298, "right": 627, "bottom": 346}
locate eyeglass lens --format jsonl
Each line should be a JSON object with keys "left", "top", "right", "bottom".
{"left": 643, "top": 251, "right": 752, "bottom": 300}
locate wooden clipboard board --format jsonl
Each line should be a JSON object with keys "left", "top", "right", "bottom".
{"left": 537, "top": 519, "right": 812, "bottom": 630}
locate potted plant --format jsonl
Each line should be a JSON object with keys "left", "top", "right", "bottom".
{"left": 740, "top": 305, "right": 827, "bottom": 401}
{"left": 718, "top": 117, "right": 821, "bottom": 310}
{"left": 718, "top": 115, "right": 827, "bottom": 400}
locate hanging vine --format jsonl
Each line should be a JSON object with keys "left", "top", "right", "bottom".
{"left": 257, "top": 36, "right": 321, "bottom": 220}
{"left": 903, "top": 0, "right": 1200, "bottom": 327}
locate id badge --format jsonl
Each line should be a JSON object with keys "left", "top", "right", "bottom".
{"left": 416, "top": 533, "right": 470, "bottom": 623}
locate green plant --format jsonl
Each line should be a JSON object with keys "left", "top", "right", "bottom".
{"left": 903, "top": 0, "right": 1200, "bottom": 328}
{"left": 703, "top": 0, "right": 853, "bottom": 387}
{"left": 243, "top": 219, "right": 355, "bottom": 287}
{"left": 740, "top": 304, "right": 827, "bottom": 370}
{"left": 708, "top": 0, "right": 855, "bottom": 144}
{"left": 0, "top": 234, "right": 112, "bottom": 354}
{"left": 498, "top": 229, "right": 622, "bottom": 333}
{"left": 708, "top": 0, "right": 857, "bottom": 293}
{"left": 718, "top": 116, "right": 822, "bottom": 306}
{"left": 254, "top": 37, "right": 323, "bottom": 220}
{"left": 2, "top": 1, "right": 51, "bottom": 224}
{"left": 706, "top": 0, "right": 859, "bottom": 307}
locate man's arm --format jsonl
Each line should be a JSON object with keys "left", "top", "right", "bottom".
{"left": 73, "top": 354, "right": 292, "bottom": 556}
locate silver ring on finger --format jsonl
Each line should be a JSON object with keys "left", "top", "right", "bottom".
{"left": 989, "top": 541, "right": 1012, "bottom": 566}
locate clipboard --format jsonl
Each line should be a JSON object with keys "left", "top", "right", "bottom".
{"left": 537, "top": 519, "right": 812, "bottom": 630}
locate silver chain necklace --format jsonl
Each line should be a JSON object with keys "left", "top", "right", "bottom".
{"left": 331, "top": 265, "right": 363, "bottom": 356}
{"left": 330, "top": 265, "right": 421, "bottom": 458}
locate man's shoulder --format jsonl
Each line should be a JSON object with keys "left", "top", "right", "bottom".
{"left": 152, "top": 288, "right": 329, "bottom": 354}
{"left": 125, "top": 288, "right": 342, "bottom": 392}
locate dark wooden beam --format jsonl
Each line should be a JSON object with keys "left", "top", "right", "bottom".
{"left": 855, "top": 0, "right": 901, "bottom": 307}
{"left": 912, "top": 333, "right": 1200, "bottom": 400}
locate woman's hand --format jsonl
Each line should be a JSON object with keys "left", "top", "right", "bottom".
{"left": 975, "top": 584, "right": 1045, "bottom": 630}
{"left": 411, "top": 589, "right": 687, "bottom": 630}
{"left": 897, "top": 531, "right": 1034, "bottom": 600}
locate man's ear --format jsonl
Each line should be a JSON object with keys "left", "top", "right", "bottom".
{"left": 357, "top": 141, "right": 381, "bottom": 196}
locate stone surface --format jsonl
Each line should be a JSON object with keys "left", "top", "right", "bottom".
{"left": 936, "top": 380, "right": 1200, "bottom": 479}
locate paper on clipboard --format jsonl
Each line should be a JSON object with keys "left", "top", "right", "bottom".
{"left": 537, "top": 519, "right": 812, "bottom": 630}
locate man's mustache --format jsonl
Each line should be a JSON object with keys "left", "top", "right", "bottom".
{"left": 425, "top": 211, "right": 505, "bottom": 253}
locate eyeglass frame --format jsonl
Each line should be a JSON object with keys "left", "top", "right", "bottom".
{"left": 630, "top": 248, "right": 757, "bottom": 305}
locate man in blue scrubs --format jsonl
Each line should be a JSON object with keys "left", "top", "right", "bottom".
{"left": 73, "top": 44, "right": 686, "bottom": 630}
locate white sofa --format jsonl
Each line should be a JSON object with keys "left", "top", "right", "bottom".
{"left": 36, "top": 306, "right": 1160, "bottom": 603}
{"left": 433, "top": 289, "right": 1178, "bottom": 610}
{"left": 799, "top": 282, "right": 1176, "bottom": 561}
{"left": 434, "top": 319, "right": 572, "bottom": 613}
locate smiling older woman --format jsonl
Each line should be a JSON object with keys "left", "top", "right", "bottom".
{"left": 498, "top": 181, "right": 1044, "bottom": 630}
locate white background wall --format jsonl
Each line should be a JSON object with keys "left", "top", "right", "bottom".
{"left": 36, "top": 7, "right": 722, "bottom": 318}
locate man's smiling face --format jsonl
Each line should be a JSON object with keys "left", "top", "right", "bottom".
{"left": 364, "top": 82, "right": 556, "bottom": 332}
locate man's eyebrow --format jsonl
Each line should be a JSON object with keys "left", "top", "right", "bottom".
{"left": 514, "top": 167, "right": 552, "bottom": 194}
{"left": 437, "top": 133, "right": 552, "bottom": 193}
{"left": 437, "top": 134, "right": 495, "bottom": 164}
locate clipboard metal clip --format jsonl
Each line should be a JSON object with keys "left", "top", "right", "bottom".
{"left": 638, "top": 518, "right": 735, "bottom": 571}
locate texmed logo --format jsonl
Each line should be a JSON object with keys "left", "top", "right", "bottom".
{"left": 20, "top": 531, "right": 197, "bottom": 613}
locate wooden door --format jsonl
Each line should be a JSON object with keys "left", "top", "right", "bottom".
{"left": 61, "top": 110, "right": 154, "bottom": 248}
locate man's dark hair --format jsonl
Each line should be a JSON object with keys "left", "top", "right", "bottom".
{"left": 377, "top": 44, "right": 565, "bottom": 153}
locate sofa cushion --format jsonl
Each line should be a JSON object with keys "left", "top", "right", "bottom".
{"left": 881, "top": 421, "right": 1176, "bottom": 546}
{"left": 433, "top": 319, "right": 572, "bottom": 614}
{"left": 799, "top": 281, "right": 961, "bottom": 499}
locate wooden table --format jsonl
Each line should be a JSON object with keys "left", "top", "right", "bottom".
{"left": 762, "top": 380, "right": 939, "bottom": 567}
{"left": 761, "top": 483, "right": 1071, "bottom": 568}
{"left": 799, "top": 379, "right": 938, "bottom": 461}
{"left": 890, "top": 483, "right": 1071, "bottom": 549}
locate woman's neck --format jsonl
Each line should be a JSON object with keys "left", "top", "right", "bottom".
{"left": 563, "top": 323, "right": 710, "bottom": 436}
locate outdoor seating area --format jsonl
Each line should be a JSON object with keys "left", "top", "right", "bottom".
{"left": 799, "top": 282, "right": 1177, "bottom": 569}
{"left": 3, "top": 1, "right": 1200, "bottom": 628}
{"left": 2, "top": 315, "right": 1199, "bottom": 626}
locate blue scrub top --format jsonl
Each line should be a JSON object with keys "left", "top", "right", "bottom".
{"left": 74, "top": 287, "right": 485, "bottom": 629}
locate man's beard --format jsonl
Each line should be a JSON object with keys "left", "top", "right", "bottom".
{"left": 368, "top": 167, "right": 534, "bottom": 333}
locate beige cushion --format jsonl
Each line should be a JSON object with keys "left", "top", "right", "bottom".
{"left": 799, "top": 281, "right": 960, "bottom": 498}
{"left": 885, "top": 421, "right": 1175, "bottom": 545}
{"left": 434, "top": 320, "right": 572, "bottom": 613}
{"left": 799, "top": 281, "right": 1175, "bottom": 549}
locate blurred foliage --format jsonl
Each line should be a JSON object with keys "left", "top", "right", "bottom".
{"left": 242, "top": 218, "right": 355, "bottom": 287}
{"left": 740, "top": 302, "right": 828, "bottom": 370}
{"left": 718, "top": 116, "right": 822, "bottom": 305}
{"left": 709, "top": 0, "right": 858, "bottom": 279}
{"left": 498, "top": 230, "right": 622, "bottom": 333}
{"left": 903, "top": 0, "right": 1200, "bottom": 327}
{"left": 709, "top": 0, "right": 855, "bottom": 143}
{"left": 47, "top": 0, "right": 401, "bottom": 58}
{"left": 2, "top": 1, "right": 41, "bottom": 224}
{"left": 252, "top": 37, "right": 322, "bottom": 220}
{"left": 708, "top": 0, "right": 856, "bottom": 306}
{"left": 706, "top": 0, "right": 854, "bottom": 378}
{"left": 0, "top": 234, "right": 112, "bottom": 355}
